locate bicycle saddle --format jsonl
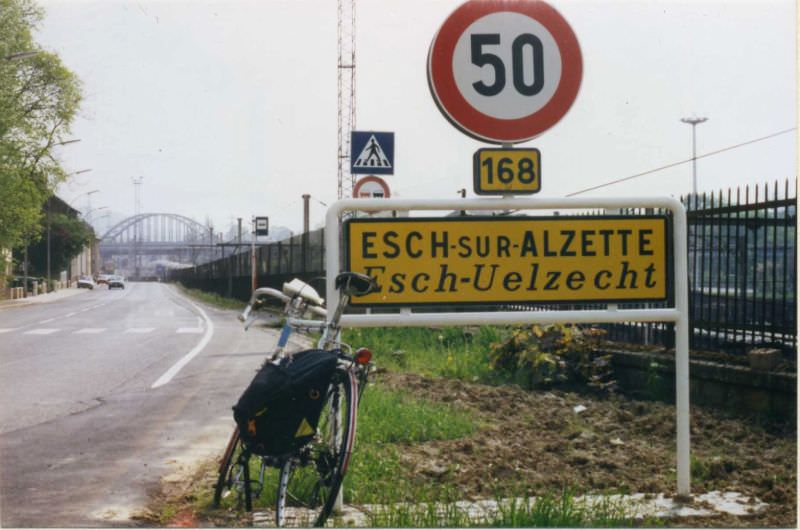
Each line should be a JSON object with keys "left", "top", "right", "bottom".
{"left": 335, "top": 272, "right": 378, "bottom": 297}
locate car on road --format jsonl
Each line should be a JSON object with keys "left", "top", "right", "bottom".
{"left": 108, "top": 275, "right": 125, "bottom": 290}
{"left": 96, "top": 273, "right": 111, "bottom": 285}
{"left": 77, "top": 276, "right": 95, "bottom": 289}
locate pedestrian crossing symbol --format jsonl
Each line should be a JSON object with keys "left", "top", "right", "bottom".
{"left": 351, "top": 131, "right": 394, "bottom": 175}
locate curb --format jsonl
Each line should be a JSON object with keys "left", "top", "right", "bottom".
{"left": 0, "top": 288, "right": 88, "bottom": 310}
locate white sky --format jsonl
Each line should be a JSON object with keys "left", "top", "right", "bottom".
{"left": 38, "top": 0, "right": 797, "bottom": 237}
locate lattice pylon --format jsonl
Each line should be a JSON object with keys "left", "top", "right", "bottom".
{"left": 337, "top": 0, "right": 356, "bottom": 199}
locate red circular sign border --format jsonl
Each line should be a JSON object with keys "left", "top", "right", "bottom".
{"left": 353, "top": 175, "right": 391, "bottom": 198}
{"left": 428, "top": 0, "right": 582, "bottom": 144}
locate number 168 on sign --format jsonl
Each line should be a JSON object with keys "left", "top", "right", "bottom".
{"left": 473, "top": 148, "right": 541, "bottom": 195}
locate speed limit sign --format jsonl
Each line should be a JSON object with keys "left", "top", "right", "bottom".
{"left": 428, "top": 0, "right": 582, "bottom": 144}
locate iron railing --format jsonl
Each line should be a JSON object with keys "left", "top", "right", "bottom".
{"left": 170, "top": 180, "right": 797, "bottom": 357}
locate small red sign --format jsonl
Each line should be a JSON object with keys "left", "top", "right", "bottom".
{"left": 353, "top": 175, "right": 391, "bottom": 199}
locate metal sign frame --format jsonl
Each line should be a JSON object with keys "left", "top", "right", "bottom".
{"left": 326, "top": 196, "right": 691, "bottom": 497}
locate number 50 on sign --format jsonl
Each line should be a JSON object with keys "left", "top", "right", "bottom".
{"left": 473, "top": 148, "right": 541, "bottom": 195}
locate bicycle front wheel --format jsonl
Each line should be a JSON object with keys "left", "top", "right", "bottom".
{"left": 275, "top": 368, "right": 358, "bottom": 527}
{"left": 213, "top": 426, "right": 241, "bottom": 507}
{"left": 213, "top": 426, "right": 256, "bottom": 510}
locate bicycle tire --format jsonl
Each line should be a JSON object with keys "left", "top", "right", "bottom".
{"left": 275, "top": 368, "right": 358, "bottom": 527}
{"left": 213, "top": 426, "right": 255, "bottom": 509}
{"left": 213, "top": 426, "right": 240, "bottom": 507}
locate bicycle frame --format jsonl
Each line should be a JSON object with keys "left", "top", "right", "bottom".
{"left": 236, "top": 275, "right": 373, "bottom": 519}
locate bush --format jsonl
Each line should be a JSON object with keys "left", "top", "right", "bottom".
{"left": 488, "top": 324, "right": 615, "bottom": 393}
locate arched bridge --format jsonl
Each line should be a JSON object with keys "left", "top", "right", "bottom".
{"left": 99, "top": 213, "right": 215, "bottom": 277}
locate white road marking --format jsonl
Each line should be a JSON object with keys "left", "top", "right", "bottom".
{"left": 124, "top": 327, "right": 155, "bottom": 334}
{"left": 152, "top": 297, "right": 214, "bottom": 389}
{"left": 176, "top": 327, "right": 203, "bottom": 334}
{"left": 24, "top": 328, "right": 60, "bottom": 335}
{"left": 0, "top": 328, "right": 17, "bottom": 334}
{"left": 64, "top": 312, "right": 77, "bottom": 318}
{"left": 74, "top": 328, "right": 106, "bottom": 334}
{"left": 38, "top": 318, "right": 56, "bottom": 324}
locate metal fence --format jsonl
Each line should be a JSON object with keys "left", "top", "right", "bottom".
{"left": 602, "top": 180, "right": 796, "bottom": 357}
{"left": 170, "top": 229, "right": 327, "bottom": 300}
{"left": 171, "top": 180, "right": 796, "bottom": 357}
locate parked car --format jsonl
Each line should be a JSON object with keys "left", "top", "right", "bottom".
{"left": 108, "top": 275, "right": 125, "bottom": 290}
{"left": 96, "top": 274, "right": 111, "bottom": 285}
{"left": 77, "top": 276, "right": 95, "bottom": 289}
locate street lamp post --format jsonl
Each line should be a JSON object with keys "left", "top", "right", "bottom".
{"left": 82, "top": 206, "right": 108, "bottom": 225}
{"left": 4, "top": 51, "right": 38, "bottom": 61}
{"left": 680, "top": 116, "right": 708, "bottom": 197}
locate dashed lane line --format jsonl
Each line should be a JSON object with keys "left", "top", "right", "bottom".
{"left": 74, "top": 328, "right": 106, "bottom": 334}
{"left": 176, "top": 327, "right": 204, "bottom": 334}
{"left": 123, "top": 328, "right": 156, "bottom": 334}
{"left": 24, "top": 328, "right": 60, "bottom": 335}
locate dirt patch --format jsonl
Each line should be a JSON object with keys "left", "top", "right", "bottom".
{"left": 148, "top": 370, "right": 796, "bottom": 528}
{"left": 376, "top": 371, "right": 796, "bottom": 528}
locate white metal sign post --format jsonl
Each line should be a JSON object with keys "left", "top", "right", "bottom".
{"left": 326, "top": 196, "right": 692, "bottom": 497}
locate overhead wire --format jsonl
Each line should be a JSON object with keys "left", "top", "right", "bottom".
{"left": 565, "top": 127, "right": 796, "bottom": 197}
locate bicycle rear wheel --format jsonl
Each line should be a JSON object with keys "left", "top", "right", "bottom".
{"left": 275, "top": 368, "right": 358, "bottom": 527}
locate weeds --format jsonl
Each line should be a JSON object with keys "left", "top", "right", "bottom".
{"left": 176, "top": 283, "right": 244, "bottom": 310}
{"left": 365, "top": 489, "right": 643, "bottom": 527}
{"left": 343, "top": 326, "right": 503, "bottom": 382}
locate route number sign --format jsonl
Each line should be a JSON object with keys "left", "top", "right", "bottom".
{"left": 345, "top": 216, "right": 668, "bottom": 307}
{"left": 427, "top": 0, "right": 582, "bottom": 143}
{"left": 473, "top": 147, "right": 541, "bottom": 195}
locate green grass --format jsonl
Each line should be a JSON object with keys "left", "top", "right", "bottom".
{"left": 357, "top": 384, "right": 476, "bottom": 444}
{"left": 211, "top": 383, "right": 477, "bottom": 512}
{"left": 364, "top": 489, "right": 647, "bottom": 527}
{"left": 343, "top": 326, "right": 506, "bottom": 383}
{"left": 176, "top": 283, "right": 244, "bottom": 310}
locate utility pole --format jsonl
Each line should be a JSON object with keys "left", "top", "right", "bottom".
{"left": 302, "top": 194, "right": 311, "bottom": 234}
{"left": 302, "top": 194, "right": 311, "bottom": 272}
{"left": 132, "top": 177, "right": 143, "bottom": 279}
{"left": 680, "top": 116, "right": 708, "bottom": 198}
{"left": 46, "top": 196, "right": 51, "bottom": 291}
{"left": 250, "top": 216, "right": 257, "bottom": 292}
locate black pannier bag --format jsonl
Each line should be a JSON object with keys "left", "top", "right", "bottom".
{"left": 233, "top": 349, "right": 339, "bottom": 456}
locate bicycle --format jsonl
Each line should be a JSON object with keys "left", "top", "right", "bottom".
{"left": 213, "top": 272, "right": 377, "bottom": 527}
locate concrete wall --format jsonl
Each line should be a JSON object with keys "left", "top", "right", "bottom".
{"left": 610, "top": 348, "right": 796, "bottom": 421}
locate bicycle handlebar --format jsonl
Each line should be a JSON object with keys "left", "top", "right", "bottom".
{"left": 239, "top": 286, "right": 327, "bottom": 326}
{"left": 238, "top": 287, "right": 288, "bottom": 322}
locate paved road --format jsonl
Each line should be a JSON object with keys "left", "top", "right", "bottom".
{"left": 0, "top": 282, "right": 305, "bottom": 527}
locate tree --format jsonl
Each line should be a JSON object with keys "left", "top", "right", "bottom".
{"left": 0, "top": 0, "right": 82, "bottom": 253}
{"left": 27, "top": 212, "right": 93, "bottom": 275}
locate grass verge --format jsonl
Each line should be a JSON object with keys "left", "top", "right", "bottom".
{"left": 364, "top": 490, "right": 648, "bottom": 527}
{"left": 210, "top": 382, "right": 477, "bottom": 514}
{"left": 175, "top": 282, "right": 244, "bottom": 310}
{"left": 343, "top": 326, "right": 505, "bottom": 383}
